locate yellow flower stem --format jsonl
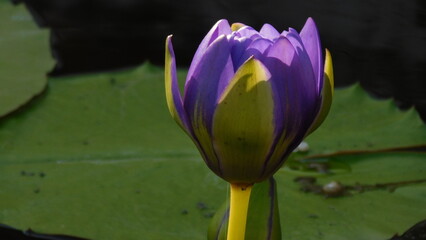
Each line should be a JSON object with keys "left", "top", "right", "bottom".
{"left": 226, "top": 183, "right": 253, "bottom": 240}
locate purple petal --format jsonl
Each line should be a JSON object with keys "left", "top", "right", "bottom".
{"left": 229, "top": 36, "right": 253, "bottom": 70}
{"left": 184, "top": 35, "right": 234, "bottom": 133}
{"left": 165, "top": 35, "right": 191, "bottom": 132}
{"left": 266, "top": 36, "right": 318, "bottom": 131}
{"left": 259, "top": 23, "right": 280, "bottom": 40}
{"left": 235, "top": 38, "right": 273, "bottom": 70}
{"left": 264, "top": 37, "right": 298, "bottom": 138}
{"left": 260, "top": 36, "right": 319, "bottom": 178}
{"left": 285, "top": 28, "right": 319, "bottom": 96}
{"left": 284, "top": 28, "right": 308, "bottom": 55}
{"left": 300, "top": 17, "right": 323, "bottom": 93}
{"left": 183, "top": 35, "right": 234, "bottom": 177}
{"left": 236, "top": 26, "right": 261, "bottom": 39}
{"left": 186, "top": 19, "right": 231, "bottom": 85}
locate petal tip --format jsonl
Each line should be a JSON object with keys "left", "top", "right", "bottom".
{"left": 305, "top": 17, "right": 317, "bottom": 27}
{"left": 302, "top": 17, "right": 319, "bottom": 32}
{"left": 242, "top": 55, "right": 262, "bottom": 69}
{"left": 166, "top": 35, "right": 173, "bottom": 48}
{"left": 231, "top": 22, "right": 246, "bottom": 31}
{"left": 214, "top": 19, "right": 231, "bottom": 32}
{"left": 165, "top": 37, "right": 176, "bottom": 62}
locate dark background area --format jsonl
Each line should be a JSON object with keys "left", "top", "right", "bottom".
{"left": 12, "top": 0, "right": 426, "bottom": 122}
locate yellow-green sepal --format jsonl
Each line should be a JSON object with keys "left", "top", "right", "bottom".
{"left": 212, "top": 57, "right": 275, "bottom": 183}
{"left": 307, "top": 48, "right": 334, "bottom": 134}
{"left": 165, "top": 35, "right": 187, "bottom": 130}
{"left": 207, "top": 200, "right": 229, "bottom": 240}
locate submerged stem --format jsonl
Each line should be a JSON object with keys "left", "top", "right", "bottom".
{"left": 226, "top": 183, "right": 253, "bottom": 240}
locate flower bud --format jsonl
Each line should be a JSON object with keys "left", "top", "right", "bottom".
{"left": 165, "top": 18, "right": 334, "bottom": 184}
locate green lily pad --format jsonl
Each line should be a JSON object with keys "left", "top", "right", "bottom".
{"left": 0, "top": 150, "right": 424, "bottom": 239}
{"left": 304, "top": 84, "right": 426, "bottom": 156}
{"left": 0, "top": 1, "right": 53, "bottom": 117}
{"left": 277, "top": 152, "right": 426, "bottom": 240}
{"left": 0, "top": 156, "right": 227, "bottom": 239}
{"left": 0, "top": 64, "right": 195, "bottom": 163}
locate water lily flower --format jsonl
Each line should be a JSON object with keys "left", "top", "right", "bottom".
{"left": 166, "top": 18, "right": 333, "bottom": 240}
{"left": 165, "top": 18, "right": 334, "bottom": 184}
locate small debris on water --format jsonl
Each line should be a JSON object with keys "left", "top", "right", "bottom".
{"left": 322, "top": 181, "right": 345, "bottom": 197}
{"left": 203, "top": 212, "right": 214, "bottom": 218}
{"left": 196, "top": 202, "right": 208, "bottom": 210}
{"left": 294, "top": 177, "right": 426, "bottom": 198}
{"left": 21, "top": 171, "right": 46, "bottom": 178}
{"left": 307, "top": 162, "right": 329, "bottom": 173}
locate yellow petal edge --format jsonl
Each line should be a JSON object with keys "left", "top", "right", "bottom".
{"left": 307, "top": 48, "right": 334, "bottom": 135}
{"left": 165, "top": 35, "right": 185, "bottom": 129}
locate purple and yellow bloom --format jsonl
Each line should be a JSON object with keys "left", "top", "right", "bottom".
{"left": 165, "top": 18, "right": 334, "bottom": 184}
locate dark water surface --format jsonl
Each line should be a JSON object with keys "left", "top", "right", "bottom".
{"left": 13, "top": 0, "right": 426, "bottom": 121}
